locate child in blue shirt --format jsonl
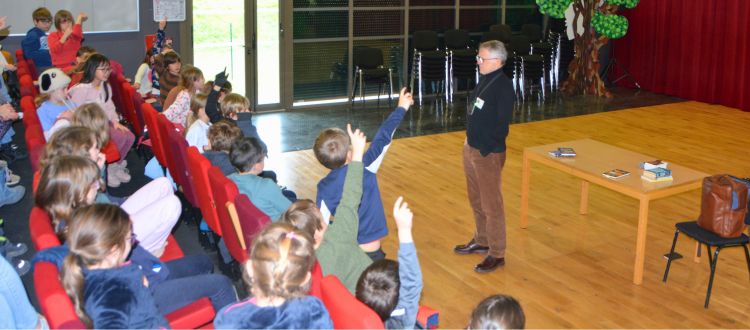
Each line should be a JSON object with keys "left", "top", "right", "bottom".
{"left": 314, "top": 87, "right": 413, "bottom": 260}
{"left": 21, "top": 7, "right": 53, "bottom": 68}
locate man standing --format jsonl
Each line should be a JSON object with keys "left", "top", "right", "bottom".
{"left": 454, "top": 40, "right": 515, "bottom": 273}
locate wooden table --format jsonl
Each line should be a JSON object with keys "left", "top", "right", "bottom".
{"left": 519, "top": 139, "right": 708, "bottom": 285}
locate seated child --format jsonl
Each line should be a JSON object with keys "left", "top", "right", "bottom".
{"left": 21, "top": 7, "right": 53, "bottom": 69}
{"left": 48, "top": 10, "right": 87, "bottom": 71}
{"left": 314, "top": 87, "right": 413, "bottom": 261}
{"left": 281, "top": 124, "right": 372, "bottom": 293}
{"left": 185, "top": 93, "right": 210, "bottom": 152}
{"left": 356, "top": 197, "right": 423, "bottom": 329}
{"left": 163, "top": 66, "right": 204, "bottom": 127}
{"left": 204, "top": 120, "right": 242, "bottom": 175}
{"left": 61, "top": 204, "right": 168, "bottom": 329}
{"left": 468, "top": 295, "right": 525, "bottom": 330}
{"left": 35, "top": 68, "right": 76, "bottom": 139}
{"left": 218, "top": 93, "right": 259, "bottom": 140}
{"left": 228, "top": 137, "right": 291, "bottom": 221}
{"left": 214, "top": 223, "right": 333, "bottom": 329}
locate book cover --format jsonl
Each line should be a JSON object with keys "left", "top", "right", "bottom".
{"left": 603, "top": 169, "right": 631, "bottom": 179}
{"left": 640, "top": 160, "right": 668, "bottom": 170}
{"left": 558, "top": 147, "right": 576, "bottom": 156}
{"left": 641, "top": 175, "right": 674, "bottom": 182}
{"left": 643, "top": 167, "right": 672, "bottom": 179}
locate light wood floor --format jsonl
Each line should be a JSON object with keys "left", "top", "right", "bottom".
{"left": 266, "top": 101, "right": 750, "bottom": 328}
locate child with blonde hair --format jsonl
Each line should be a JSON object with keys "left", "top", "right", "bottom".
{"left": 184, "top": 93, "right": 210, "bottom": 152}
{"left": 214, "top": 223, "right": 332, "bottom": 329}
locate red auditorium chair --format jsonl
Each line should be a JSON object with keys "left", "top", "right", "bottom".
{"left": 15, "top": 49, "right": 24, "bottom": 61}
{"left": 19, "top": 74, "right": 35, "bottom": 98}
{"left": 186, "top": 147, "right": 222, "bottom": 235}
{"left": 161, "top": 118, "right": 199, "bottom": 207}
{"left": 207, "top": 166, "right": 246, "bottom": 263}
{"left": 29, "top": 207, "right": 61, "bottom": 251}
{"left": 141, "top": 103, "right": 169, "bottom": 171}
{"left": 120, "top": 82, "right": 145, "bottom": 137}
{"left": 26, "top": 58, "right": 39, "bottom": 81}
{"left": 102, "top": 140, "right": 121, "bottom": 164}
{"left": 320, "top": 275, "right": 384, "bottom": 329}
{"left": 226, "top": 193, "right": 271, "bottom": 251}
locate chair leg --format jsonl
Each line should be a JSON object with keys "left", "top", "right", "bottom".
{"left": 388, "top": 69, "right": 394, "bottom": 108}
{"left": 663, "top": 229, "right": 680, "bottom": 282}
{"left": 705, "top": 246, "right": 722, "bottom": 308}
{"left": 350, "top": 71, "right": 359, "bottom": 110}
{"left": 743, "top": 244, "right": 750, "bottom": 279}
{"left": 359, "top": 71, "right": 365, "bottom": 110}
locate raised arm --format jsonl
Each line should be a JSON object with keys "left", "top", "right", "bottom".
{"left": 393, "top": 196, "right": 423, "bottom": 329}
{"left": 364, "top": 87, "right": 413, "bottom": 171}
{"left": 328, "top": 124, "right": 367, "bottom": 241}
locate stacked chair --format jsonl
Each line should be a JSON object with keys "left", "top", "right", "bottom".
{"left": 521, "top": 24, "right": 555, "bottom": 94}
{"left": 444, "top": 29, "right": 478, "bottom": 103}
{"left": 508, "top": 35, "right": 546, "bottom": 102}
{"left": 410, "top": 30, "right": 449, "bottom": 105}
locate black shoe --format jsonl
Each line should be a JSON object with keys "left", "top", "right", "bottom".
{"left": 474, "top": 256, "right": 505, "bottom": 273}
{"left": 454, "top": 239, "right": 489, "bottom": 255}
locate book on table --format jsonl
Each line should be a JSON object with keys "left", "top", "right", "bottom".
{"left": 642, "top": 168, "right": 672, "bottom": 180}
{"left": 548, "top": 147, "right": 577, "bottom": 157}
{"left": 640, "top": 159, "right": 668, "bottom": 170}
{"left": 641, "top": 175, "right": 674, "bottom": 182}
{"left": 603, "top": 169, "right": 631, "bottom": 179}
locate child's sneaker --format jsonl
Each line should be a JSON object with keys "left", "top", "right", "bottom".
{"left": 0, "top": 185, "right": 24, "bottom": 208}
{"left": 5, "top": 169, "right": 20, "bottom": 186}
{"left": 107, "top": 166, "right": 122, "bottom": 188}
{"left": 0, "top": 239, "right": 28, "bottom": 258}
{"left": 12, "top": 258, "right": 31, "bottom": 276}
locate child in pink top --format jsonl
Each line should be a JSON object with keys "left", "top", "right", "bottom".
{"left": 48, "top": 10, "right": 87, "bottom": 71}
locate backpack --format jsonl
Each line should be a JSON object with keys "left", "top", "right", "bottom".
{"left": 697, "top": 175, "right": 749, "bottom": 238}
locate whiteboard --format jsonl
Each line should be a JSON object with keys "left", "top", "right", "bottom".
{"left": 1, "top": 0, "right": 140, "bottom": 36}
{"left": 153, "top": 0, "right": 186, "bottom": 22}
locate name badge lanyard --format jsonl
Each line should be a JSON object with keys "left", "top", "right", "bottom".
{"left": 470, "top": 74, "right": 502, "bottom": 116}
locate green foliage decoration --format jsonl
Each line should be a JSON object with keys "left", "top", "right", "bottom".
{"left": 607, "top": 0, "right": 640, "bottom": 9}
{"left": 536, "top": 0, "right": 572, "bottom": 19}
{"left": 592, "top": 12, "right": 629, "bottom": 39}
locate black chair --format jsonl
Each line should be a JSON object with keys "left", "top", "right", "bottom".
{"left": 410, "top": 30, "right": 449, "bottom": 105}
{"left": 521, "top": 24, "right": 555, "bottom": 92}
{"left": 444, "top": 29, "right": 477, "bottom": 103}
{"left": 350, "top": 47, "right": 394, "bottom": 109}
{"left": 508, "top": 35, "right": 545, "bottom": 102}
{"left": 489, "top": 24, "right": 512, "bottom": 44}
{"left": 663, "top": 181, "right": 750, "bottom": 308}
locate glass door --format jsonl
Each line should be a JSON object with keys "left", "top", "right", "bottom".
{"left": 193, "top": 0, "right": 285, "bottom": 111}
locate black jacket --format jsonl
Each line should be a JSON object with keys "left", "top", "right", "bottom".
{"left": 466, "top": 69, "right": 515, "bottom": 156}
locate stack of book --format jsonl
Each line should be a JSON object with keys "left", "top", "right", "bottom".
{"left": 548, "top": 147, "right": 576, "bottom": 158}
{"left": 642, "top": 167, "right": 673, "bottom": 182}
{"left": 640, "top": 160, "right": 668, "bottom": 170}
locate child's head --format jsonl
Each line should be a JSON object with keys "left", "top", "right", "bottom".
{"left": 81, "top": 53, "right": 111, "bottom": 85}
{"left": 219, "top": 81, "right": 233, "bottom": 100}
{"left": 61, "top": 204, "right": 133, "bottom": 327}
{"left": 179, "top": 65, "right": 205, "bottom": 93}
{"left": 37, "top": 68, "right": 70, "bottom": 102}
{"left": 36, "top": 155, "right": 102, "bottom": 239}
{"left": 32, "top": 7, "right": 53, "bottom": 31}
{"left": 219, "top": 93, "right": 250, "bottom": 119}
{"left": 53, "top": 10, "right": 73, "bottom": 31}
{"left": 188, "top": 93, "right": 208, "bottom": 127}
{"left": 313, "top": 128, "right": 350, "bottom": 169}
{"left": 356, "top": 259, "right": 400, "bottom": 321}
{"left": 229, "top": 137, "right": 267, "bottom": 173}
{"left": 75, "top": 46, "right": 96, "bottom": 66}
{"left": 143, "top": 49, "right": 155, "bottom": 65}
{"left": 246, "top": 223, "right": 316, "bottom": 301}
{"left": 40, "top": 126, "right": 101, "bottom": 169}
{"left": 207, "top": 120, "right": 242, "bottom": 152}
{"left": 163, "top": 52, "right": 182, "bottom": 75}
{"left": 468, "top": 295, "right": 525, "bottom": 330}
{"left": 72, "top": 103, "right": 110, "bottom": 145}
{"left": 280, "top": 199, "right": 326, "bottom": 248}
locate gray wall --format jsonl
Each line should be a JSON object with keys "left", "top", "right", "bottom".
{"left": 0, "top": 0, "right": 182, "bottom": 78}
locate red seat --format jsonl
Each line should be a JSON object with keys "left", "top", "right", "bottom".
{"left": 19, "top": 74, "right": 35, "bottom": 98}
{"left": 33, "top": 171, "right": 41, "bottom": 194}
{"left": 186, "top": 147, "right": 222, "bottom": 235}
{"left": 309, "top": 261, "right": 324, "bottom": 300}
{"left": 228, "top": 193, "right": 271, "bottom": 250}
{"left": 26, "top": 131, "right": 45, "bottom": 173}
{"left": 141, "top": 103, "right": 169, "bottom": 169}
{"left": 102, "top": 140, "right": 121, "bottom": 164}
{"left": 207, "top": 166, "right": 246, "bottom": 263}
{"left": 108, "top": 73, "right": 128, "bottom": 121}
{"left": 29, "top": 207, "right": 61, "bottom": 251}
{"left": 35, "top": 261, "right": 216, "bottom": 329}
{"left": 120, "top": 82, "right": 145, "bottom": 136}
{"left": 15, "top": 49, "right": 24, "bottom": 61}
{"left": 160, "top": 234, "right": 185, "bottom": 262}
{"left": 320, "top": 275, "right": 384, "bottom": 329}
{"left": 163, "top": 120, "right": 199, "bottom": 207}
{"left": 26, "top": 58, "right": 39, "bottom": 81}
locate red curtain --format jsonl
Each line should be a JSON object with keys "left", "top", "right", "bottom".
{"left": 613, "top": 0, "right": 750, "bottom": 111}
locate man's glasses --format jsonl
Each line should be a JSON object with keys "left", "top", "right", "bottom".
{"left": 476, "top": 56, "right": 501, "bottom": 64}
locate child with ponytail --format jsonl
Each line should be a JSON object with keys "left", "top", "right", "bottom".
{"left": 60, "top": 203, "right": 168, "bottom": 329}
{"left": 214, "top": 223, "right": 333, "bottom": 329}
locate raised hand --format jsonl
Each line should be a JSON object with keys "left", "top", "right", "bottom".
{"left": 76, "top": 13, "right": 88, "bottom": 24}
{"left": 159, "top": 18, "right": 167, "bottom": 30}
{"left": 347, "top": 123, "right": 366, "bottom": 162}
{"left": 393, "top": 196, "right": 414, "bottom": 243}
{"left": 397, "top": 87, "right": 414, "bottom": 111}
{"left": 0, "top": 16, "right": 7, "bottom": 30}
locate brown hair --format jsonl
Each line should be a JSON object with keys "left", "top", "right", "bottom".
{"left": 207, "top": 120, "right": 242, "bottom": 152}
{"left": 247, "top": 223, "right": 316, "bottom": 300}
{"left": 468, "top": 295, "right": 525, "bottom": 329}
{"left": 313, "top": 128, "right": 350, "bottom": 169}
{"left": 35, "top": 155, "right": 101, "bottom": 240}
{"left": 53, "top": 10, "right": 73, "bottom": 31}
{"left": 229, "top": 137, "right": 267, "bottom": 173}
{"left": 279, "top": 200, "right": 324, "bottom": 240}
{"left": 72, "top": 103, "right": 110, "bottom": 145}
{"left": 356, "top": 259, "right": 400, "bottom": 321}
{"left": 40, "top": 126, "right": 100, "bottom": 170}
{"left": 178, "top": 65, "right": 204, "bottom": 95}
{"left": 61, "top": 204, "right": 132, "bottom": 328}
{"left": 219, "top": 93, "right": 250, "bottom": 118}
{"left": 33, "top": 7, "right": 52, "bottom": 21}
{"left": 187, "top": 93, "right": 208, "bottom": 129}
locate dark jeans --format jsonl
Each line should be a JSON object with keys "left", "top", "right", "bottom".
{"left": 151, "top": 254, "right": 237, "bottom": 315}
{"left": 463, "top": 144, "right": 507, "bottom": 258}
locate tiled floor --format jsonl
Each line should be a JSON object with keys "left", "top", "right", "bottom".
{"left": 254, "top": 87, "right": 683, "bottom": 153}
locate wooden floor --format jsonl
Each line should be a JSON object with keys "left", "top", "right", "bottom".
{"left": 266, "top": 101, "right": 750, "bottom": 328}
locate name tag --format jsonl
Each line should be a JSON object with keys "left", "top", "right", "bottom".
{"left": 474, "top": 97, "right": 485, "bottom": 111}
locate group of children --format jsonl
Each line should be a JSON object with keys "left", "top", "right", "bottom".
{"left": 1, "top": 6, "right": 529, "bottom": 329}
